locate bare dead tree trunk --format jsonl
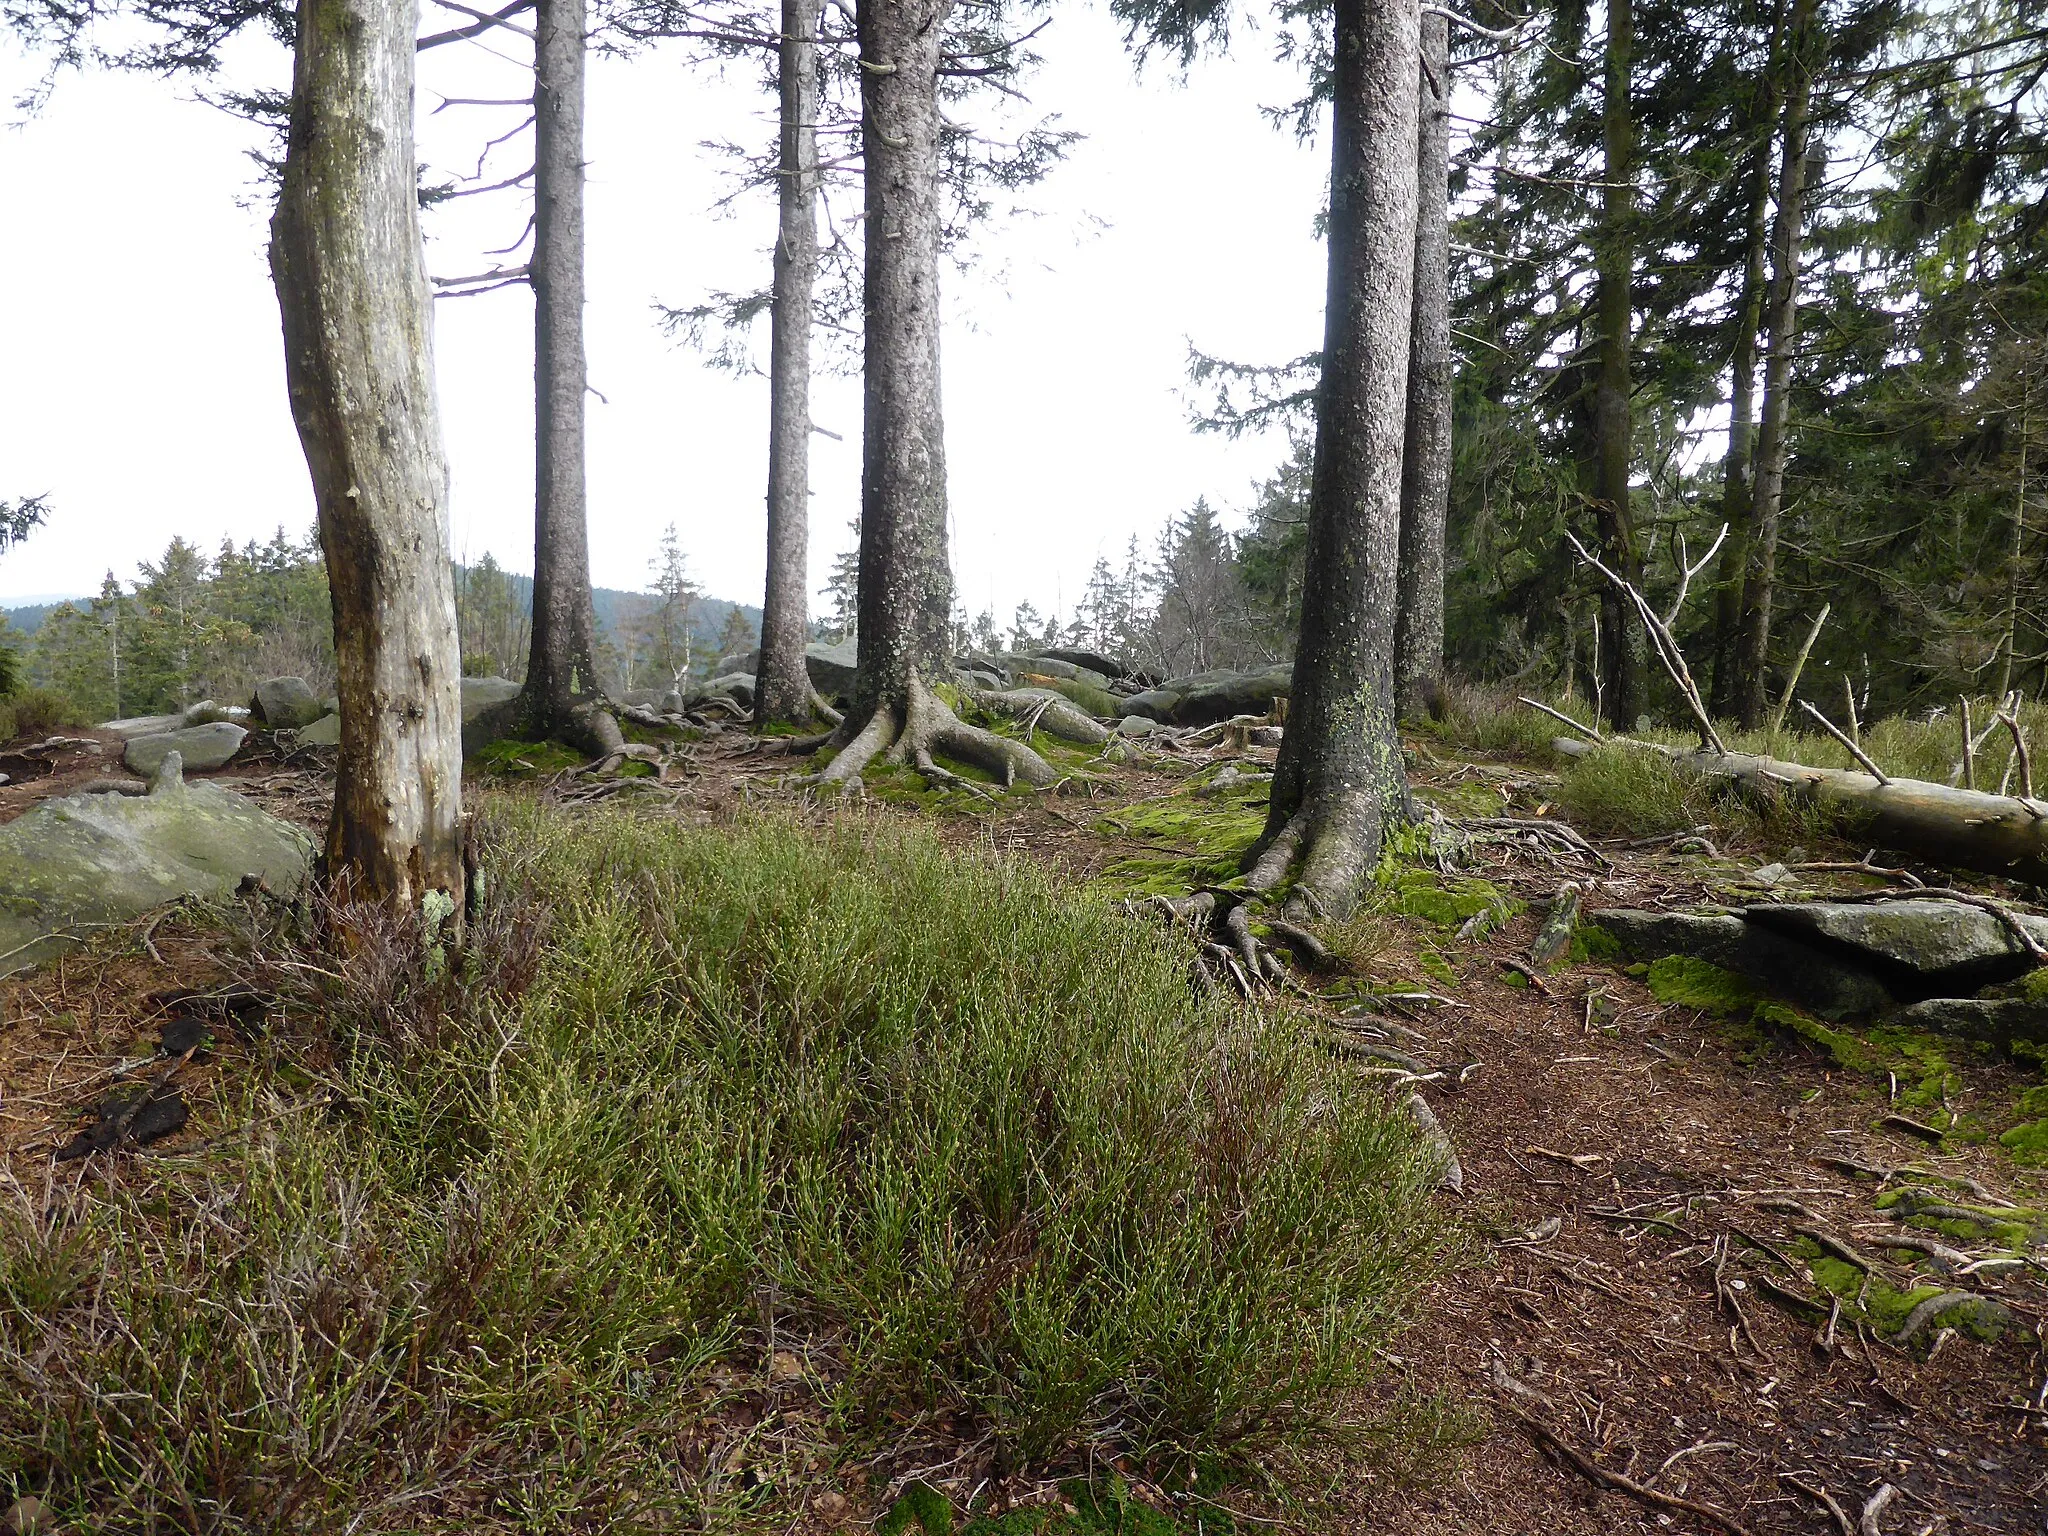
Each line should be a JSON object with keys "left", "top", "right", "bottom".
{"left": 521, "top": 0, "right": 612, "bottom": 748}
{"left": 1732, "top": 0, "right": 1819, "bottom": 729}
{"left": 271, "top": 0, "right": 465, "bottom": 913}
{"left": 1591, "top": 0, "right": 1647, "bottom": 728}
{"left": 1394, "top": 6, "right": 1451, "bottom": 723}
{"left": 803, "top": 0, "right": 1057, "bottom": 791}
{"left": 1245, "top": 0, "right": 1418, "bottom": 917}
{"left": 756, "top": 0, "right": 824, "bottom": 729}
{"left": 1708, "top": 131, "right": 1774, "bottom": 718}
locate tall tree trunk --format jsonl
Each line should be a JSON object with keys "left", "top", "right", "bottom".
{"left": 1245, "top": 0, "right": 1419, "bottom": 917}
{"left": 853, "top": 0, "right": 953, "bottom": 718}
{"left": 1997, "top": 377, "right": 2030, "bottom": 700}
{"left": 521, "top": 0, "right": 609, "bottom": 744}
{"left": 271, "top": 0, "right": 465, "bottom": 912}
{"left": 1394, "top": 6, "right": 1451, "bottom": 722}
{"left": 804, "top": 0, "right": 1058, "bottom": 791}
{"left": 1732, "top": 0, "right": 1819, "bottom": 729}
{"left": 756, "top": 0, "right": 823, "bottom": 728}
{"left": 1708, "top": 130, "right": 1775, "bottom": 718}
{"left": 1590, "top": 0, "right": 1646, "bottom": 729}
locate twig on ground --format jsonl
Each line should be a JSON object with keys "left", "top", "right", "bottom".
{"left": 1498, "top": 957, "right": 1551, "bottom": 994}
{"left": 1782, "top": 1473, "right": 1855, "bottom": 1536}
{"left": 1503, "top": 1408, "right": 1756, "bottom": 1536}
{"left": 1856, "top": 1483, "right": 1897, "bottom": 1536}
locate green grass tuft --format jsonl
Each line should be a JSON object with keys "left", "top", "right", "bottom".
{"left": 1, "top": 804, "right": 1444, "bottom": 1526}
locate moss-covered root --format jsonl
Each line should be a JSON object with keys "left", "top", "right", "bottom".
{"left": 1244, "top": 787, "right": 1393, "bottom": 921}
{"left": 802, "top": 673, "right": 1058, "bottom": 793}
{"left": 969, "top": 687, "right": 1111, "bottom": 745}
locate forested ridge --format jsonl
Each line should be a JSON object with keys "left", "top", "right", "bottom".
{"left": 2, "top": 0, "right": 2047, "bottom": 1531}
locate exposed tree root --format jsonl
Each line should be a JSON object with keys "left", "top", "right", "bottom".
{"left": 969, "top": 687, "right": 1111, "bottom": 745}
{"left": 798, "top": 674, "right": 1060, "bottom": 795}
{"left": 1244, "top": 783, "right": 1403, "bottom": 921}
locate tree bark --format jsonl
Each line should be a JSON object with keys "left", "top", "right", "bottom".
{"left": 1732, "top": 0, "right": 1819, "bottom": 729}
{"left": 1394, "top": 6, "right": 1451, "bottom": 723}
{"left": 1591, "top": 0, "right": 1647, "bottom": 729}
{"left": 1708, "top": 129, "right": 1775, "bottom": 718}
{"left": 521, "top": 0, "right": 609, "bottom": 743}
{"left": 804, "top": 0, "right": 1056, "bottom": 790}
{"left": 756, "top": 0, "right": 824, "bottom": 728}
{"left": 270, "top": 0, "right": 465, "bottom": 913}
{"left": 1245, "top": 0, "right": 1418, "bottom": 917}
{"left": 853, "top": 0, "right": 954, "bottom": 718}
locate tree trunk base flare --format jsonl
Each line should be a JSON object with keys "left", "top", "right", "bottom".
{"left": 1552, "top": 734, "right": 2048, "bottom": 885}
{"left": 798, "top": 673, "right": 1060, "bottom": 795}
{"left": 1245, "top": 778, "right": 1410, "bottom": 920}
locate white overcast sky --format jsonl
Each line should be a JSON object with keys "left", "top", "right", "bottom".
{"left": 0, "top": 2, "right": 1329, "bottom": 619}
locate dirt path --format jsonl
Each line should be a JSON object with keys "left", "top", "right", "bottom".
{"left": 1, "top": 723, "right": 2042, "bottom": 1533}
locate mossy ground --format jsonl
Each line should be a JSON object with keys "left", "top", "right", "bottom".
{"left": 1639, "top": 958, "right": 2048, "bottom": 1149}
{"left": 1093, "top": 769, "right": 1269, "bottom": 897}
{"left": 472, "top": 738, "right": 587, "bottom": 777}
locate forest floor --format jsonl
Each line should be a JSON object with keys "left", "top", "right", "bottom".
{"left": 1, "top": 717, "right": 2044, "bottom": 1534}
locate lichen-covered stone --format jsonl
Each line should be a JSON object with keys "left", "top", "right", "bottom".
{"left": 0, "top": 772, "right": 313, "bottom": 975}
{"left": 251, "top": 675, "right": 325, "bottom": 729}
{"left": 460, "top": 676, "right": 522, "bottom": 718}
{"left": 1745, "top": 898, "right": 2048, "bottom": 990}
{"left": 123, "top": 722, "right": 247, "bottom": 776}
{"left": 1597, "top": 908, "right": 1894, "bottom": 1019}
{"left": 1888, "top": 996, "right": 2048, "bottom": 1049}
{"left": 100, "top": 712, "right": 187, "bottom": 740}
{"left": 297, "top": 713, "right": 341, "bottom": 746}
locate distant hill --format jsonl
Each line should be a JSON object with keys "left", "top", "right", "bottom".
{"left": 475, "top": 572, "right": 760, "bottom": 660}
{"left": 3, "top": 580, "right": 762, "bottom": 656}
{"left": 0, "top": 599, "right": 85, "bottom": 636}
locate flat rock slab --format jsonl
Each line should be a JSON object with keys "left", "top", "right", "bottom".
{"left": 692, "top": 673, "right": 757, "bottom": 708}
{"left": 100, "top": 713, "right": 187, "bottom": 740}
{"left": 1745, "top": 899, "right": 2048, "bottom": 991}
{"left": 0, "top": 768, "right": 313, "bottom": 976}
{"left": 123, "top": 722, "right": 247, "bottom": 776}
{"left": 460, "top": 676, "right": 522, "bottom": 718}
{"left": 804, "top": 640, "right": 859, "bottom": 695}
{"left": 1596, "top": 908, "right": 1895, "bottom": 1020}
{"left": 1123, "top": 665, "right": 1294, "bottom": 726}
{"left": 297, "top": 713, "right": 340, "bottom": 746}
{"left": 1888, "top": 996, "right": 2048, "bottom": 1049}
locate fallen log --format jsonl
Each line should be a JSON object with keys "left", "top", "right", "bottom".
{"left": 1552, "top": 736, "right": 2048, "bottom": 886}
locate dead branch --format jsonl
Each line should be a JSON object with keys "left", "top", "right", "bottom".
{"left": 1782, "top": 1473, "right": 1855, "bottom": 1536}
{"left": 1856, "top": 1483, "right": 1898, "bottom": 1536}
{"left": 1768, "top": 603, "right": 1831, "bottom": 736}
{"left": 1504, "top": 1409, "right": 1756, "bottom": 1536}
{"left": 1518, "top": 696, "right": 1601, "bottom": 742}
{"left": 1565, "top": 531, "right": 1726, "bottom": 753}
{"left": 1797, "top": 698, "right": 1890, "bottom": 784}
